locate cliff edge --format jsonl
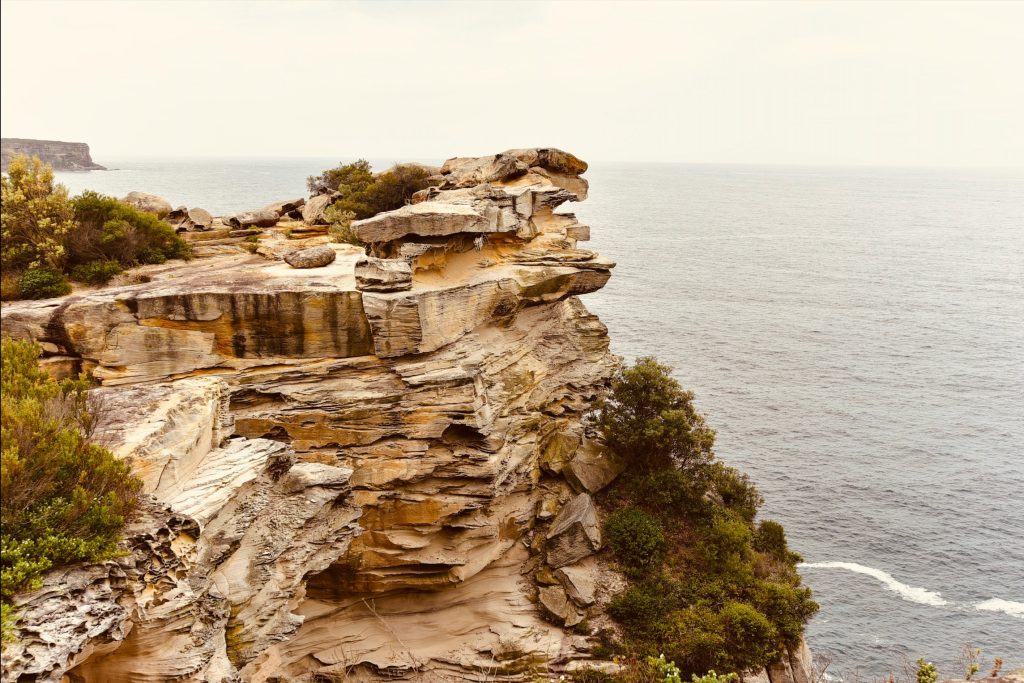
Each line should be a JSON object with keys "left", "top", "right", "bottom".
{"left": 1, "top": 137, "right": 106, "bottom": 171}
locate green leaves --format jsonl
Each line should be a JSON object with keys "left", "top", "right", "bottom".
{"left": 1, "top": 339, "right": 142, "bottom": 632}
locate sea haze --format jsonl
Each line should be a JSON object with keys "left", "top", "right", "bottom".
{"left": 55, "top": 159, "right": 1024, "bottom": 678}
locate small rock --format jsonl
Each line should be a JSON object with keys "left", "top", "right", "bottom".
{"left": 284, "top": 245, "right": 336, "bottom": 269}
{"left": 535, "top": 566, "right": 560, "bottom": 586}
{"left": 354, "top": 257, "right": 412, "bottom": 292}
{"left": 555, "top": 564, "right": 597, "bottom": 606}
{"left": 122, "top": 191, "right": 172, "bottom": 217}
{"left": 564, "top": 438, "right": 625, "bottom": 493}
{"left": 545, "top": 493, "right": 601, "bottom": 568}
{"left": 537, "top": 585, "right": 583, "bottom": 627}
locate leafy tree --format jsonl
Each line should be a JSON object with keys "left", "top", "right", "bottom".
{"left": 598, "top": 356, "right": 716, "bottom": 472}
{"left": 307, "top": 158, "right": 374, "bottom": 198}
{"left": 1, "top": 155, "right": 75, "bottom": 272}
{"left": 1, "top": 339, "right": 142, "bottom": 637}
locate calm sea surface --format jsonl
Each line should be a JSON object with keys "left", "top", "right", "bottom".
{"left": 55, "top": 159, "right": 1024, "bottom": 678}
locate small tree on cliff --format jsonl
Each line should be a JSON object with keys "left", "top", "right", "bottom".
{"left": 307, "top": 159, "right": 433, "bottom": 219}
{"left": 598, "top": 356, "right": 716, "bottom": 473}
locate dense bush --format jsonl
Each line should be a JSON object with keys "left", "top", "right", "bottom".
{"left": 597, "top": 357, "right": 818, "bottom": 677}
{"left": 69, "top": 191, "right": 189, "bottom": 268}
{"left": 16, "top": 267, "right": 72, "bottom": 299}
{"left": 604, "top": 508, "right": 666, "bottom": 577}
{"left": 1, "top": 155, "right": 75, "bottom": 272}
{"left": 308, "top": 159, "right": 433, "bottom": 220}
{"left": 0, "top": 155, "right": 189, "bottom": 301}
{"left": 598, "top": 356, "right": 716, "bottom": 472}
{"left": 70, "top": 259, "right": 123, "bottom": 285}
{"left": 1, "top": 338, "right": 142, "bottom": 636}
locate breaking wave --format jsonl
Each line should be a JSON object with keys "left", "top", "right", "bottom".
{"left": 799, "top": 561, "right": 949, "bottom": 607}
{"left": 974, "top": 598, "right": 1024, "bottom": 619}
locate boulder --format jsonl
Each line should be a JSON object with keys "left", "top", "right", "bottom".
{"left": 563, "top": 438, "right": 625, "bottom": 493}
{"left": 539, "top": 431, "right": 581, "bottom": 475}
{"left": 537, "top": 586, "right": 583, "bottom": 627}
{"left": 545, "top": 493, "right": 601, "bottom": 568}
{"left": 302, "top": 194, "right": 336, "bottom": 225}
{"left": 505, "top": 148, "right": 589, "bottom": 175}
{"left": 187, "top": 207, "right": 213, "bottom": 230}
{"left": 555, "top": 564, "right": 597, "bottom": 606}
{"left": 122, "top": 191, "right": 172, "bottom": 217}
{"left": 227, "top": 208, "right": 278, "bottom": 229}
{"left": 262, "top": 198, "right": 305, "bottom": 216}
{"left": 438, "top": 153, "right": 529, "bottom": 188}
{"left": 284, "top": 245, "right": 336, "bottom": 269}
{"left": 354, "top": 257, "right": 413, "bottom": 292}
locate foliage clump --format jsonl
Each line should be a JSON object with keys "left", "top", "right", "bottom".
{"left": 596, "top": 356, "right": 818, "bottom": 677}
{"left": 1, "top": 155, "right": 189, "bottom": 300}
{"left": 307, "top": 159, "right": 434, "bottom": 220}
{"left": 1, "top": 338, "right": 142, "bottom": 637}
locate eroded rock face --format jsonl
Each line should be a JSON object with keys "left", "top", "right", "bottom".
{"left": 1, "top": 148, "right": 622, "bottom": 682}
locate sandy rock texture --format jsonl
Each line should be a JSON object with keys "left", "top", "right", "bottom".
{"left": 0, "top": 148, "right": 811, "bottom": 683}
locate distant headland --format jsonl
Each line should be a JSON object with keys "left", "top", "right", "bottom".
{"left": 1, "top": 137, "right": 105, "bottom": 171}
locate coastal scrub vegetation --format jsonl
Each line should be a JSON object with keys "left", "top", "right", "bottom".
{"left": 0, "top": 338, "right": 142, "bottom": 639}
{"left": 307, "top": 159, "right": 434, "bottom": 220}
{"left": 1, "top": 154, "right": 190, "bottom": 300}
{"left": 595, "top": 357, "right": 819, "bottom": 678}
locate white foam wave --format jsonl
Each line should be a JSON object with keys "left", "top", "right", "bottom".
{"left": 799, "top": 561, "right": 948, "bottom": 607}
{"left": 974, "top": 598, "right": 1024, "bottom": 619}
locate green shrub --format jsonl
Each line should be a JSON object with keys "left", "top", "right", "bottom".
{"left": 598, "top": 356, "right": 715, "bottom": 472}
{"left": 718, "top": 601, "right": 778, "bottom": 671}
{"left": 608, "top": 582, "right": 670, "bottom": 630}
{"left": 916, "top": 659, "right": 939, "bottom": 683}
{"left": 710, "top": 463, "right": 762, "bottom": 523}
{"left": 16, "top": 267, "right": 71, "bottom": 299}
{"left": 1, "top": 339, "right": 142, "bottom": 635}
{"left": 324, "top": 206, "right": 360, "bottom": 245}
{"left": 571, "top": 667, "right": 616, "bottom": 683}
{"left": 691, "top": 671, "right": 739, "bottom": 683}
{"left": 1, "top": 155, "right": 75, "bottom": 272}
{"left": 751, "top": 581, "right": 818, "bottom": 646}
{"left": 68, "top": 191, "right": 189, "bottom": 268}
{"left": 308, "top": 159, "right": 434, "bottom": 221}
{"left": 629, "top": 467, "right": 710, "bottom": 519}
{"left": 70, "top": 260, "right": 123, "bottom": 285}
{"left": 605, "top": 508, "right": 666, "bottom": 577}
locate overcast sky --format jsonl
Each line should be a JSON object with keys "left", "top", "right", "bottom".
{"left": 2, "top": 0, "right": 1022, "bottom": 166}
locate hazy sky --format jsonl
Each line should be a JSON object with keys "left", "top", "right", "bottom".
{"left": 2, "top": 0, "right": 1022, "bottom": 166}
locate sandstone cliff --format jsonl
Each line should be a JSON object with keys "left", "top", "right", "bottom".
{"left": 1, "top": 137, "right": 106, "bottom": 171}
{"left": 0, "top": 149, "right": 810, "bottom": 683}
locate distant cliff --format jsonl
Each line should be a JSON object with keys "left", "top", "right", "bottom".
{"left": 1, "top": 138, "right": 105, "bottom": 171}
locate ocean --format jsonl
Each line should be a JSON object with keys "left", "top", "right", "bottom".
{"left": 54, "top": 159, "right": 1024, "bottom": 678}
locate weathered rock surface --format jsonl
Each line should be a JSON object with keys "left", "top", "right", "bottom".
{"left": 354, "top": 255, "right": 413, "bottom": 291}
{"left": 546, "top": 493, "right": 602, "bottom": 568}
{"left": 284, "top": 244, "right": 336, "bottom": 268}
{"left": 1, "top": 137, "right": 106, "bottom": 170}
{"left": 0, "top": 147, "right": 636, "bottom": 682}
{"left": 228, "top": 207, "right": 279, "bottom": 228}
{"left": 121, "top": 190, "right": 172, "bottom": 217}
{"left": 301, "top": 193, "right": 336, "bottom": 224}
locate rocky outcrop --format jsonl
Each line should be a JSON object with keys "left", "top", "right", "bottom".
{"left": 1, "top": 137, "right": 106, "bottom": 171}
{"left": 1, "top": 147, "right": 623, "bottom": 682}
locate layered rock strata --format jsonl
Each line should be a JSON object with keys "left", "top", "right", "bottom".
{"left": 1, "top": 148, "right": 624, "bottom": 682}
